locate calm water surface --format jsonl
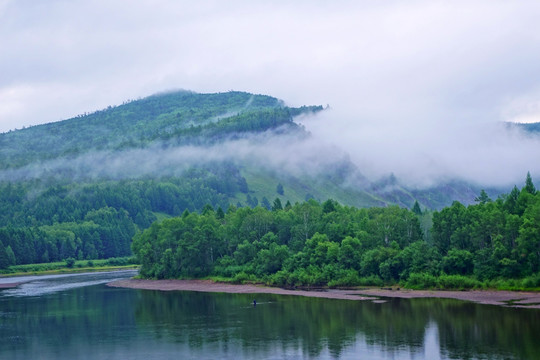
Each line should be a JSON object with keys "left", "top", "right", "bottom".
{"left": 1, "top": 271, "right": 539, "bottom": 359}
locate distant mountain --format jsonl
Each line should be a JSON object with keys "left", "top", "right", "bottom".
{"left": 508, "top": 121, "right": 540, "bottom": 134}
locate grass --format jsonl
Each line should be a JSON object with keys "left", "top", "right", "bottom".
{"left": 402, "top": 272, "right": 540, "bottom": 292}
{"left": 0, "top": 257, "right": 139, "bottom": 278}
{"left": 239, "top": 167, "right": 384, "bottom": 208}
{"left": 153, "top": 212, "right": 173, "bottom": 222}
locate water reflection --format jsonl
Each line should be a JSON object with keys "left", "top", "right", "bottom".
{"left": 1, "top": 274, "right": 539, "bottom": 359}
{"left": 133, "top": 290, "right": 540, "bottom": 359}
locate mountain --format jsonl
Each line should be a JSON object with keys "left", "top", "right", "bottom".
{"left": 1, "top": 91, "right": 303, "bottom": 169}
{"left": 0, "top": 90, "right": 387, "bottom": 209}
{"left": 509, "top": 122, "right": 540, "bottom": 134}
{"left": 0, "top": 90, "right": 529, "bottom": 266}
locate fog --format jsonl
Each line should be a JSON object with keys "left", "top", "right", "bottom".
{"left": 2, "top": 1, "right": 540, "bottom": 189}
{"left": 301, "top": 107, "right": 540, "bottom": 188}
{"left": 0, "top": 124, "right": 355, "bottom": 186}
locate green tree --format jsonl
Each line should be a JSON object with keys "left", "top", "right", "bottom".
{"left": 338, "top": 236, "right": 362, "bottom": 270}
{"left": 432, "top": 201, "right": 467, "bottom": 254}
{"left": 504, "top": 186, "right": 520, "bottom": 214}
{"left": 0, "top": 242, "right": 9, "bottom": 269}
{"left": 525, "top": 171, "right": 536, "bottom": 194}
{"left": 216, "top": 206, "right": 225, "bottom": 219}
{"left": 322, "top": 199, "right": 337, "bottom": 214}
{"left": 475, "top": 190, "right": 491, "bottom": 204}
{"left": 201, "top": 204, "right": 214, "bottom": 215}
{"left": 272, "top": 198, "right": 283, "bottom": 211}
{"left": 261, "top": 197, "right": 271, "bottom": 210}
{"left": 5, "top": 245, "right": 16, "bottom": 266}
{"left": 442, "top": 248, "right": 474, "bottom": 275}
{"left": 516, "top": 197, "right": 540, "bottom": 275}
{"left": 398, "top": 241, "right": 440, "bottom": 279}
{"left": 412, "top": 200, "right": 422, "bottom": 215}
{"left": 276, "top": 183, "right": 284, "bottom": 195}
{"left": 284, "top": 200, "right": 292, "bottom": 211}
{"left": 65, "top": 257, "right": 76, "bottom": 268}
{"left": 246, "top": 194, "right": 258, "bottom": 208}
{"left": 254, "top": 243, "right": 289, "bottom": 276}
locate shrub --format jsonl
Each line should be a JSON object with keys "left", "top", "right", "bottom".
{"left": 267, "top": 270, "right": 289, "bottom": 287}
{"left": 231, "top": 271, "right": 256, "bottom": 284}
{"left": 437, "top": 274, "right": 481, "bottom": 290}
{"left": 357, "top": 275, "right": 384, "bottom": 287}
{"left": 65, "top": 257, "right": 76, "bottom": 268}
{"left": 328, "top": 270, "right": 361, "bottom": 288}
{"left": 521, "top": 273, "right": 540, "bottom": 289}
{"left": 404, "top": 272, "right": 437, "bottom": 289}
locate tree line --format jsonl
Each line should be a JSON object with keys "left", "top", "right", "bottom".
{"left": 0, "top": 165, "right": 246, "bottom": 268}
{"left": 131, "top": 173, "right": 540, "bottom": 289}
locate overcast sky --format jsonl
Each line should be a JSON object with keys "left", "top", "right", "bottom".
{"left": 2, "top": 0, "right": 540, "bottom": 188}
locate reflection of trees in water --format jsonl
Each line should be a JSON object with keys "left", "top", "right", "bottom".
{"left": 3, "top": 284, "right": 538, "bottom": 359}
{"left": 134, "top": 290, "right": 540, "bottom": 359}
{"left": 429, "top": 299, "right": 540, "bottom": 360}
{"left": 0, "top": 284, "right": 139, "bottom": 353}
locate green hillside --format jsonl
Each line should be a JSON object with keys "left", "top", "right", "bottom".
{"left": 1, "top": 90, "right": 536, "bottom": 269}
{"left": 0, "top": 90, "right": 362, "bottom": 267}
{"left": 0, "top": 91, "right": 306, "bottom": 169}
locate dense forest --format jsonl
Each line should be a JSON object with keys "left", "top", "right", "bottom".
{"left": 0, "top": 165, "right": 246, "bottom": 266}
{"left": 131, "top": 173, "right": 540, "bottom": 290}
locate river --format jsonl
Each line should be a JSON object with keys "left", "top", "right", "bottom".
{"left": 1, "top": 271, "right": 538, "bottom": 359}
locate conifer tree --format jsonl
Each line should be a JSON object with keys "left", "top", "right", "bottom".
{"left": 284, "top": 200, "right": 292, "bottom": 211}
{"left": 216, "top": 206, "right": 225, "bottom": 219}
{"left": 474, "top": 190, "right": 491, "bottom": 204}
{"left": 272, "top": 198, "right": 283, "bottom": 211}
{"left": 261, "top": 197, "right": 271, "bottom": 210}
{"left": 412, "top": 200, "right": 422, "bottom": 215}
{"left": 525, "top": 172, "right": 536, "bottom": 194}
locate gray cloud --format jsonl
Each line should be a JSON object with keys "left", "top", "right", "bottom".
{"left": 1, "top": 0, "right": 540, "bottom": 188}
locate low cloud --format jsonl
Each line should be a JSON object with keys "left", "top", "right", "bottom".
{"left": 1, "top": 1, "right": 540, "bottom": 189}
{"left": 300, "top": 107, "right": 540, "bottom": 189}
{"left": 0, "top": 125, "right": 352, "bottom": 185}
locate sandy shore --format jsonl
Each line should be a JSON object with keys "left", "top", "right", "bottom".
{"left": 0, "top": 282, "right": 22, "bottom": 289}
{"left": 108, "top": 279, "right": 540, "bottom": 308}
{"left": 108, "top": 279, "right": 372, "bottom": 301}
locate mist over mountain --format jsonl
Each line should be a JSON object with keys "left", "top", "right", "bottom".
{"left": 2, "top": 90, "right": 538, "bottom": 213}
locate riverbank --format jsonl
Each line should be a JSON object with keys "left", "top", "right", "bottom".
{"left": 0, "top": 281, "right": 23, "bottom": 289}
{"left": 0, "top": 257, "right": 138, "bottom": 281}
{"left": 0, "top": 268, "right": 138, "bottom": 290}
{"left": 108, "top": 279, "right": 540, "bottom": 308}
{"left": 0, "top": 265, "right": 138, "bottom": 279}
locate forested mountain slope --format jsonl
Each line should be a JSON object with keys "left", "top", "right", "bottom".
{"left": 0, "top": 90, "right": 538, "bottom": 268}
{"left": 0, "top": 91, "right": 304, "bottom": 169}
{"left": 0, "top": 90, "right": 341, "bottom": 266}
